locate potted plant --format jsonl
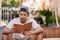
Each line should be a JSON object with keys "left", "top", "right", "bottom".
{"left": 38, "top": 9, "right": 55, "bottom": 27}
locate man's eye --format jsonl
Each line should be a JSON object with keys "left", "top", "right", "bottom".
{"left": 20, "top": 14, "right": 22, "bottom": 15}
{"left": 24, "top": 14, "right": 26, "bottom": 16}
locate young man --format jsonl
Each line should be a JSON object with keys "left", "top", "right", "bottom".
{"left": 3, "top": 6, "right": 43, "bottom": 40}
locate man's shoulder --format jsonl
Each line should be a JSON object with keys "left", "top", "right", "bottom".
{"left": 12, "top": 18, "right": 19, "bottom": 21}
{"left": 27, "top": 17, "right": 36, "bottom": 22}
{"left": 10, "top": 17, "right": 19, "bottom": 22}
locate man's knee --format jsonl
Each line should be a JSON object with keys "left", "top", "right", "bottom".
{"left": 32, "top": 33, "right": 43, "bottom": 40}
{"left": 37, "top": 33, "right": 43, "bottom": 40}
{"left": 38, "top": 33, "right": 43, "bottom": 37}
{"left": 31, "top": 34, "right": 37, "bottom": 40}
{"left": 3, "top": 35, "right": 8, "bottom": 40}
{"left": 3, "top": 35, "right": 13, "bottom": 40}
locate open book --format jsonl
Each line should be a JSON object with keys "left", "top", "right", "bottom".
{"left": 13, "top": 22, "right": 32, "bottom": 33}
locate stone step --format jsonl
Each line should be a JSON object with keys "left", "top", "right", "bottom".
{"left": 43, "top": 38, "right": 60, "bottom": 40}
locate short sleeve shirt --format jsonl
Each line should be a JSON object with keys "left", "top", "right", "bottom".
{"left": 7, "top": 17, "right": 40, "bottom": 30}
{"left": 6, "top": 17, "right": 41, "bottom": 38}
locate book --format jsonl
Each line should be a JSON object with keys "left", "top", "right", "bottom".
{"left": 13, "top": 22, "right": 32, "bottom": 33}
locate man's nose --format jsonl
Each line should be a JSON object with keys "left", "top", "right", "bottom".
{"left": 21, "top": 16, "right": 25, "bottom": 18}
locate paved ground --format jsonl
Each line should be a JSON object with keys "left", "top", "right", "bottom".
{"left": 43, "top": 38, "right": 60, "bottom": 40}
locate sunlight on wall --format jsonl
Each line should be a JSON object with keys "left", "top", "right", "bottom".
{"left": 22, "top": 0, "right": 50, "bottom": 10}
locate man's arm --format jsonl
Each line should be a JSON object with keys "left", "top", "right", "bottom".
{"left": 3, "top": 28, "right": 11, "bottom": 35}
{"left": 31, "top": 19, "right": 43, "bottom": 35}
{"left": 3, "top": 19, "right": 15, "bottom": 34}
{"left": 24, "top": 18, "right": 43, "bottom": 36}
{"left": 24, "top": 26, "right": 43, "bottom": 36}
{"left": 3, "top": 27, "right": 17, "bottom": 35}
{"left": 30, "top": 26, "right": 43, "bottom": 35}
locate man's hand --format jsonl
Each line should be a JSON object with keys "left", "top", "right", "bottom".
{"left": 24, "top": 31, "right": 32, "bottom": 36}
{"left": 11, "top": 27, "right": 16, "bottom": 33}
{"left": 3, "top": 28, "right": 11, "bottom": 35}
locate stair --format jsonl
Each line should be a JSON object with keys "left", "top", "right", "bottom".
{"left": 43, "top": 38, "right": 60, "bottom": 40}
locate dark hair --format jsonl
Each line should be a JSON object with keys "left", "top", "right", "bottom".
{"left": 19, "top": 8, "right": 29, "bottom": 15}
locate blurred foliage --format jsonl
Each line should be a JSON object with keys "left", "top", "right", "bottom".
{"left": 2, "top": 0, "right": 21, "bottom": 7}
{"left": 2, "top": 0, "right": 8, "bottom": 7}
{"left": 39, "top": 9, "right": 52, "bottom": 17}
{"left": 38, "top": 9, "right": 55, "bottom": 25}
{"left": 46, "top": 16, "right": 55, "bottom": 24}
{"left": 10, "top": 0, "right": 20, "bottom": 7}
{"left": 58, "top": 17, "right": 60, "bottom": 23}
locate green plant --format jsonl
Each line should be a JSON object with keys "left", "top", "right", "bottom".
{"left": 2, "top": 0, "right": 21, "bottom": 7}
{"left": 10, "top": 0, "right": 20, "bottom": 7}
{"left": 39, "top": 9, "right": 52, "bottom": 17}
{"left": 38, "top": 9, "right": 55, "bottom": 25}
{"left": 46, "top": 16, "right": 55, "bottom": 24}
{"left": 2, "top": 0, "right": 8, "bottom": 7}
{"left": 58, "top": 17, "right": 60, "bottom": 22}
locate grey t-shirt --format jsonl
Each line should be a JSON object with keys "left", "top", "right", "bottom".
{"left": 7, "top": 17, "right": 40, "bottom": 30}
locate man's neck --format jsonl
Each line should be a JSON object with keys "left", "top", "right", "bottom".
{"left": 21, "top": 21, "right": 26, "bottom": 24}
{"left": 20, "top": 20, "right": 26, "bottom": 24}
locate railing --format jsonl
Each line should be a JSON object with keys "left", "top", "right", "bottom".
{"left": 1, "top": 7, "right": 19, "bottom": 24}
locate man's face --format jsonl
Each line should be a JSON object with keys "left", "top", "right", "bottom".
{"left": 19, "top": 11, "right": 29, "bottom": 22}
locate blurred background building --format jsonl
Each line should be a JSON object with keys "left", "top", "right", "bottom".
{"left": 0, "top": 0, "right": 60, "bottom": 27}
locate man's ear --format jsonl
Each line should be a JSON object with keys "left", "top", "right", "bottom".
{"left": 27, "top": 12, "right": 29, "bottom": 17}
{"left": 28, "top": 14, "right": 29, "bottom": 17}
{"left": 27, "top": 13, "right": 30, "bottom": 17}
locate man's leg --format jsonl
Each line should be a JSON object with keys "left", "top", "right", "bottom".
{"left": 3, "top": 35, "right": 8, "bottom": 40}
{"left": 36, "top": 33, "right": 43, "bottom": 40}
{"left": 31, "top": 34, "right": 37, "bottom": 40}
{"left": 31, "top": 33, "right": 43, "bottom": 40}
{"left": 3, "top": 35, "right": 13, "bottom": 40}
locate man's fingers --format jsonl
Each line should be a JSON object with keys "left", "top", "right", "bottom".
{"left": 12, "top": 27, "right": 16, "bottom": 29}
